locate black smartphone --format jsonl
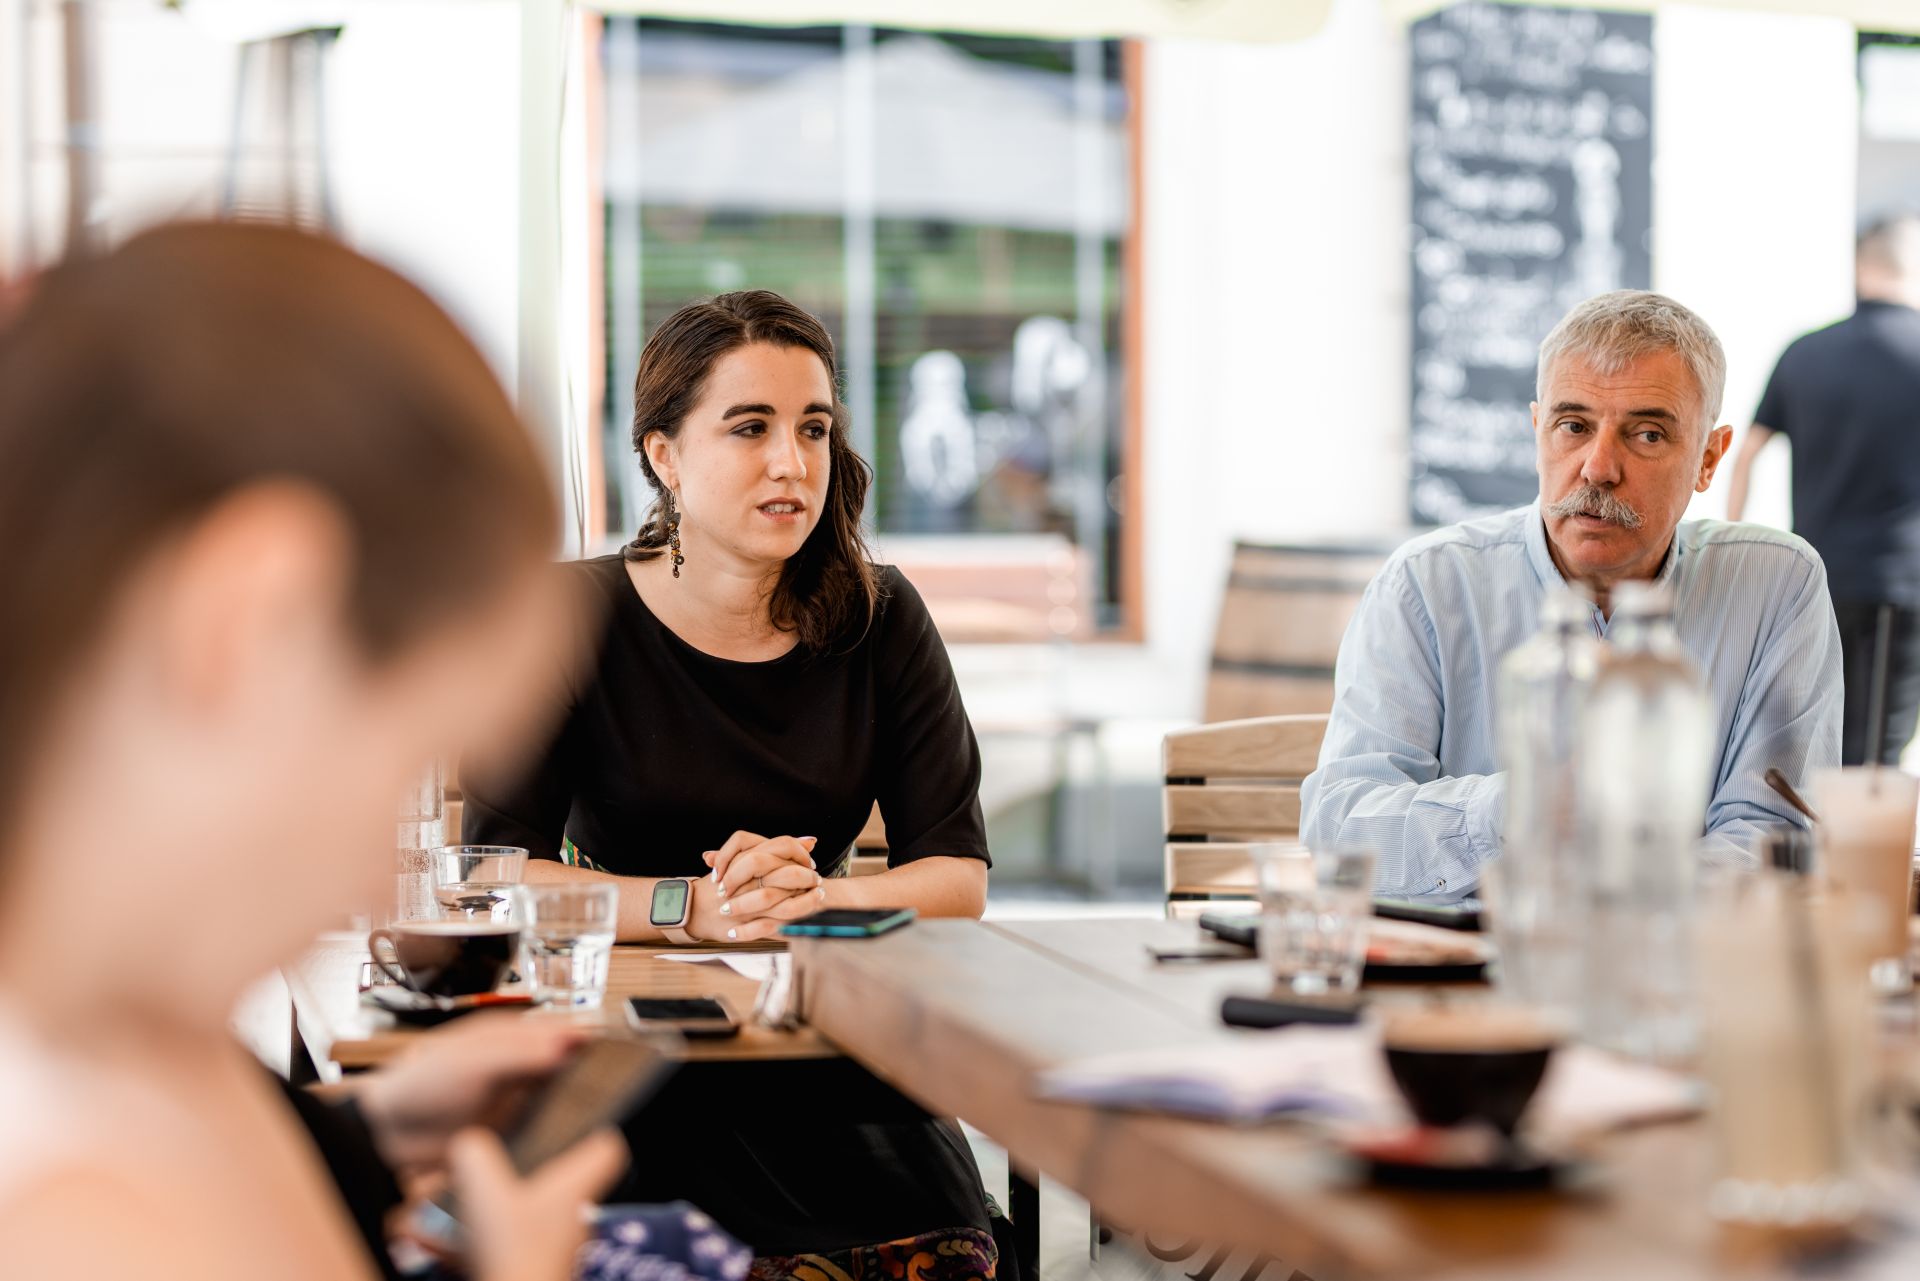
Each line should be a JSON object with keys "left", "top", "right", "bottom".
{"left": 415, "top": 1031, "right": 678, "bottom": 1242}
{"left": 1219, "top": 994, "right": 1362, "bottom": 1029}
{"left": 625, "top": 995, "right": 742, "bottom": 1039}
{"left": 1371, "top": 897, "right": 1483, "bottom": 932}
{"left": 1197, "top": 912, "right": 1259, "bottom": 949}
{"left": 778, "top": 907, "right": 916, "bottom": 938}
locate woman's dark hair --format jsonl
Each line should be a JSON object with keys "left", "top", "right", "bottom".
{"left": 0, "top": 221, "right": 557, "bottom": 839}
{"left": 626, "top": 290, "right": 880, "bottom": 652}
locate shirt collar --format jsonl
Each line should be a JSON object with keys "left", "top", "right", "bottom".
{"left": 1526, "top": 499, "right": 1685, "bottom": 592}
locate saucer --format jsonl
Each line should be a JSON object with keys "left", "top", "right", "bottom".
{"left": 360, "top": 986, "right": 535, "bottom": 1026}
{"left": 1338, "top": 1125, "right": 1588, "bottom": 1192}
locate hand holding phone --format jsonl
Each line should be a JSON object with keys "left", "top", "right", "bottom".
{"left": 414, "top": 1031, "right": 678, "bottom": 1245}
{"left": 443, "top": 1126, "right": 627, "bottom": 1281}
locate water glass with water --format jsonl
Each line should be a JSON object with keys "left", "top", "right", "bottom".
{"left": 1253, "top": 843, "right": 1376, "bottom": 996}
{"left": 514, "top": 883, "right": 620, "bottom": 1007}
{"left": 431, "top": 845, "right": 528, "bottom": 922}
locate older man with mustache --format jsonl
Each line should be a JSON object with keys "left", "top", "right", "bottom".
{"left": 1301, "top": 291, "right": 1842, "bottom": 902}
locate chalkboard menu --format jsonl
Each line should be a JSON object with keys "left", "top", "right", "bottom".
{"left": 1408, "top": 2, "right": 1654, "bottom": 525}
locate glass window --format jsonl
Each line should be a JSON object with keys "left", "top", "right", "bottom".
{"left": 598, "top": 20, "right": 1134, "bottom": 637}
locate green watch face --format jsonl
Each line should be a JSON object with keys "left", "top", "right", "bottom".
{"left": 650, "top": 878, "right": 690, "bottom": 927}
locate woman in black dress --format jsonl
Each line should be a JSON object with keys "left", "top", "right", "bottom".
{"left": 463, "top": 290, "right": 1001, "bottom": 1274}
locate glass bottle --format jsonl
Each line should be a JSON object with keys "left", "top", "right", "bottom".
{"left": 392, "top": 758, "right": 446, "bottom": 924}
{"left": 1579, "top": 580, "right": 1713, "bottom": 1062}
{"left": 1492, "top": 585, "right": 1603, "bottom": 1023}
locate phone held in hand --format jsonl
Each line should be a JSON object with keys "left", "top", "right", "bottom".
{"left": 414, "top": 1030, "right": 679, "bottom": 1244}
{"left": 625, "top": 996, "right": 742, "bottom": 1039}
{"left": 778, "top": 907, "right": 916, "bottom": 938}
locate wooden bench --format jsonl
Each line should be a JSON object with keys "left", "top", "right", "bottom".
{"left": 1162, "top": 714, "right": 1327, "bottom": 917}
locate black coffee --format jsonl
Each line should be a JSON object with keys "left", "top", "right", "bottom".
{"left": 1382, "top": 1008, "right": 1559, "bottom": 1136}
{"left": 370, "top": 921, "right": 517, "bottom": 997}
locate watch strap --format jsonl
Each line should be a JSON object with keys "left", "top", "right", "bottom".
{"left": 660, "top": 924, "right": 697, "bottom": 945}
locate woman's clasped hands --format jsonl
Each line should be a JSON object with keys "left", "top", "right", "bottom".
{"left": 696, "top": 830, "right": 830, "bottom": 941}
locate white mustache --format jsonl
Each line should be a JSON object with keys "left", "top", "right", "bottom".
{"left": 1546, "top": 486, "right": 1643, "bottom": 530}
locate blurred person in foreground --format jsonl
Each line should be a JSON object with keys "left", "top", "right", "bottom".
{"left": 1725, "top": 214, "right": 1920, "bottom": 765}
{"left": 1302, "top": 290, "right": 1841, "bottom": 903}
{"left": 0, "top": 223, "right": 631, "bottom": 1280}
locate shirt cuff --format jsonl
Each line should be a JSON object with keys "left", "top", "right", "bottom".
{"left": 1428, "top": 772, "right": 1506, "bottom": 901}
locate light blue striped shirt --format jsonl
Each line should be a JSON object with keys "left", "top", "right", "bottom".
{"left": 1299, "top": 503, "right": 1843, "bottom": 903}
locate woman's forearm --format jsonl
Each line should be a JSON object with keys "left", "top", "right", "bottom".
{"left": 820, "top": 855, "right": 987, "bottom": 919}
{"left": 522, "top": 859, "right": 686, "bottom": 942}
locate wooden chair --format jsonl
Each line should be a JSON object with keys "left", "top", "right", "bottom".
{"left": 1204, "top": 541, "right": 1388, "bottom": 722}
{"left": 846, "top": 804, "right": 888, "bottom": 877}
{"left": 1163, "top": 714, "right": 1328, "bottom": 917}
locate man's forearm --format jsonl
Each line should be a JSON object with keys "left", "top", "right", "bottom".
{"left": 1302, "top": 769, "right": 1506, "bottom": 902}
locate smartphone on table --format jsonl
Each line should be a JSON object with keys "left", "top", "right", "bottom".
{"left": 625, "top": 995, "right": 742, "bottom": 1039}
{"left": 778, "top": 907, "right": 916, "bottom": 938}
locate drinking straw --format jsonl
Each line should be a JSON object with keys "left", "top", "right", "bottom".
{"left": 1867, "top": 604, "right": 1895, "bottom": 788}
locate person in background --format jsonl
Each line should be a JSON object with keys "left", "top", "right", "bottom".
{"left": 1725, "top": 214, "right": 1920, "bottom": 765}
{"left": 0, "top": 223, "right": 623, "bottom": 1280}
{"left": 1302, "top": 290, "right": 1841, "bottom": 903}
{"left": 461, "top": 290, "right": 1004, "bottom": 1276}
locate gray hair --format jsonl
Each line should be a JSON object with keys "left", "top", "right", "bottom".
{"left": 1858, "top": 213, "right": 1920, "bottom": 279}
{"left": 1535, "top": 290, "right": 1727, "bottom": 433}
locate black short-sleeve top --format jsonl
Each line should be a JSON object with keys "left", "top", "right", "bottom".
{"left": 1754, "top": 300, "right": 1920, "bottom": 605}
{"left": 463, "top": 556, "right": 991, "bottom": 877}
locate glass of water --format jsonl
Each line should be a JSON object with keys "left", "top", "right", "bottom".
{"left": 431, "top": 845, "right": 528, "bottom": 922}
{"left": 1253, "top": 843, "right": 1376, "bottom": 996}
{"left": 514, "top": 883, "right": 620, "bottom": 1007}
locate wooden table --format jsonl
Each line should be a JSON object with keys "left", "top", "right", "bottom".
{"left": 792, "top": 917, "right": 1920, "bottom": 1281}
{"left": 287, "top": 932, "right": 835, "bottom": 1073}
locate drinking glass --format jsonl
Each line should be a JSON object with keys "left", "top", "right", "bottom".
{"left": 431, "top": 845, "right": 528, "bottom": 922}
{"left": 514, "top": 884, "right": 620, "bottom": 1008}
{"left": 1253, "top": 843, "right": 1375, "bottom": 996}
{"left": 1811, "top": 767, "right": 1918, "bottom": 993}
{"left": 1696, "top": 869, "right": 1878, "bottom": 1230}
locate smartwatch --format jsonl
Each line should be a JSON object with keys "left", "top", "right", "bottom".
{"left": 649, "top": 877, "right": 697, "bottom": 945}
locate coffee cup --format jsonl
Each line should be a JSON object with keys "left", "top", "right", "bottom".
{"left": 368, "top": 920, "right": 517, "bottom": 997}
{"left": 1381, "top": 1005, "right": 1560, "bottom": 1135}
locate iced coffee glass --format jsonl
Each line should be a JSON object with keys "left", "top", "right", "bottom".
{"left": 1811, "top": 767, "right": 1918, "bottom": 993}
{"left": 1696, "top": 870, "right": 1878, "bottom": 1231}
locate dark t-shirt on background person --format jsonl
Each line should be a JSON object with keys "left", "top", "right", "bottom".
{"left": 1754, "top": 299, "right": 1920, "bottom": 606}
{"left": 1755, "top": 299, "right": 1920, "bottom": 763}
{"left": 463, "top": 555, "right": 996, "bottom": 1256}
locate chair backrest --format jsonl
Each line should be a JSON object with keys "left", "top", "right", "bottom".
{"left": 1162, "top": 714, "right": 1329, "bottom": 906}
{"left": 1204, "top": 541, "right": 1386, "bottom": 722}
{"left": 845, "top": 804, "right": 888, "bottom": 877}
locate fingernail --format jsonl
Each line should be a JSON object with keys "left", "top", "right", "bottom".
{"left": 817, "top": 888, "right": 826, "bottom": 901}
{"left": 800, "top": 836, "right": 817, "bottom": 847}
{"left": 716, "top": 882, "right": 727, "bottom": 898}
{"left": 719, "top": 902, "right": 731, "bottom": 916}
{"left": 726, "top": 928, "right": 737, "bottom": 941}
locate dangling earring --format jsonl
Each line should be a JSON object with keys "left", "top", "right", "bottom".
{"left": 666, "top": 493, "right": 685, "bottom": 579}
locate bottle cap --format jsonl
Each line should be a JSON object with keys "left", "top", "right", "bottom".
{"left": 1610, "top": 579, "right": 1673, "bottom": 618}
{"left": 1540, "top": 584, "right": 1595, "bottom": 625}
